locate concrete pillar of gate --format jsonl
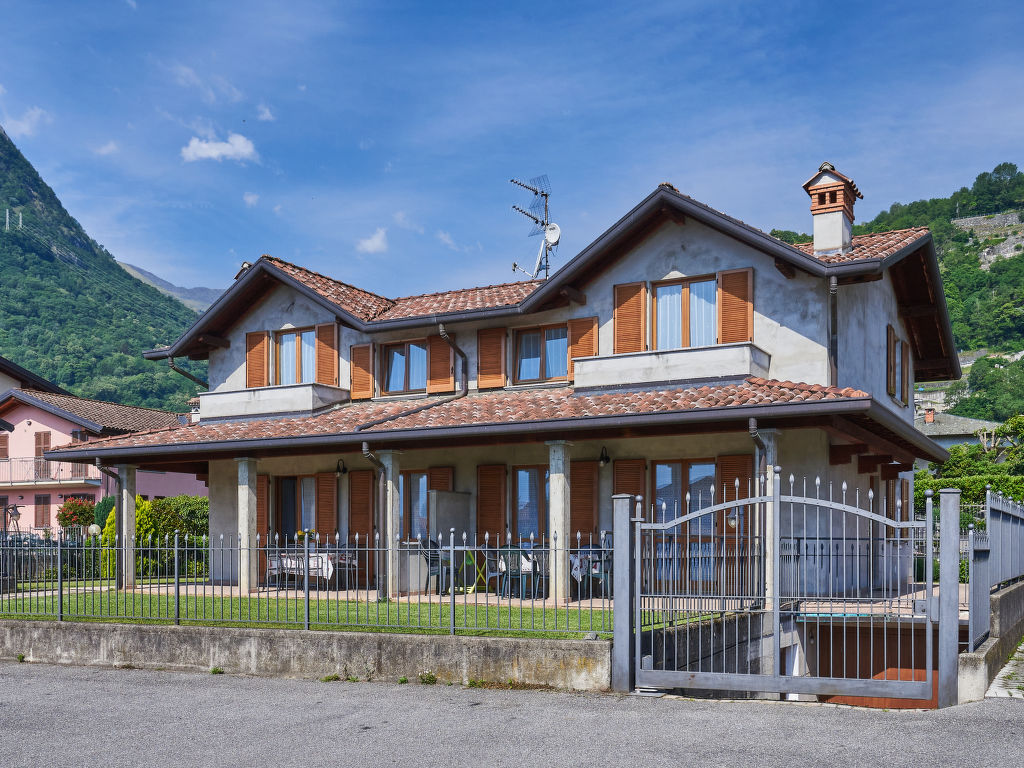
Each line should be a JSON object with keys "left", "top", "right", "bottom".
{"left": 379, "top": 450, "right": 401, "bottom": 598}
{"left": 938, "top": 488, "right": 961, "bottom": 708}
{"left": 758, "top": 430, "right": 779, "bottom": 607}
{"left": 547, "top": 440, "right": 572, "bottom": 604}
{"left": 118, "top": 464, "right": 137, "bottom": 589}
{"left": 236, "top": 458, "right": 259, "bottom": 593}
{"left": 611, "top": 493, "right": 638, "bottom": 692}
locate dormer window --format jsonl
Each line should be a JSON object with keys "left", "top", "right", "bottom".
{"left": 653, "top": 277, "right": 717, "bottom": 349}
{"left": 276, "top": 328, "right": 316, "bottom": 385}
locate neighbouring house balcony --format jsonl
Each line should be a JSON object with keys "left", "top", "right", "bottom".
{"left": 572, "top": 342, "right": 771, "bottom": 389}
{"left": 0, "top": 458, "right": 101, "bottom": 486}
{"left": 198, "top": 383, "right": 350, "bottom": 421}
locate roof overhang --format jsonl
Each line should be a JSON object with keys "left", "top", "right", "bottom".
{"left": 0, "top": 356, "right": 70, "bottom": 395}
{"left": 0, "top": 417, "right": 12, "bottom": 432}
{"left": 0, "top": 388, "right": 104, "bottom": 433}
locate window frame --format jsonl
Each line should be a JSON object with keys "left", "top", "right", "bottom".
{"left": 512, "top": 324, "right": 569, "bottom": 385}
{"left": 274, "top": 326, "right": 317, "bottom": 386}
{"left": 649, "top": 457, "right": 719, "bottom": 535}
{"left": 274, "top": 474, "right": 317, "bottom": 537}
{"left": 381, "top": 339, "right": 429, "bottom": 395}
{"left": 512, "top": 464, "right": 550, "bottom": 540}
{"left": 399, "top": 469, "right": 430, "bottom": 541}
{"left": 651, "top": 274, "right": 718, "bottom": 351}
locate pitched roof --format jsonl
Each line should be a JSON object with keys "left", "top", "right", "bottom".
{"left": 263, "top": 256, "right": 393, "bottom": 321}
{"left": 50, "top": 377, "right": 870, "bottom": 454}
{"left": 915, "top": 411, "right": 1000, "bottom": 438}
{"left": 376, "top": 280, "right": 544, "bottom": 321}
{"left": 790, "top": 227, "right": 930, "bottom": 264}
{"left": 0, "top": 355, "right": 69, "bottom": 395}
{"left": 0, "top": 389, "right": 183, "bottom": 434}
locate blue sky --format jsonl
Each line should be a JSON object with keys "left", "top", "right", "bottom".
{"left": 1, "top": 1, "right": 1022, "bottom": 296}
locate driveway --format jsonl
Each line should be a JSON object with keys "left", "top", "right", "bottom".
{"left": 0, "top": 662, "right": 1019, "bottom": 768}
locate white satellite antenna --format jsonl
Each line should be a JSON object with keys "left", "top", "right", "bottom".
{"left": 510, "top": 175, "right": 560, "bottom": 279}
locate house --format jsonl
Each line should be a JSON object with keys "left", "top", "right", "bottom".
{"left": 914, "top": 407, "right": 1000, "bottom": 458}
{"left": 49, "top": 163, "right": 959, "bottom": 598}
{"left": 0, "top": 356, "right": 208, "bottom": 535}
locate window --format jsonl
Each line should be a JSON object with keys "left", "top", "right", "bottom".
{"left": 34, "top": 494, "right": 50, "bottom": 529}
{"left": 68, "top": 493, "right": 96, "bottom": 504}
{"left": 400, "top": 471, "right": 430, "bottom": 540}
{"left": 383, "top": 341, "right": 428, "bottom": 394}
{"left": 887, "top": 324, "right": 910, "bottom": 406}
{"left": 514, "top": 326, "right": 568, "bottom": 383}
{"left": 653, "top": 277, "right": 717, "bottom": 350}
{"left": 275, "top": 476, "right": 317, "bottom": 538}
{"left": 276, "top": 328, "right": 316, "bottom": 385}
{"left": 0, "top": 433, "right": 7, "bottom": 459}
{"left": 514, "top": 466, "right": 549, "bottom": 540}
{"left": 653, "top": 460, "right": 716, "bottom": 533}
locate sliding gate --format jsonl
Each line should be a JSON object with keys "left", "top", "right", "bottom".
{"left": 633, "top": 470, "right": 934, "bottom": 699}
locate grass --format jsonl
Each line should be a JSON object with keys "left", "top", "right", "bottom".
{"left": 419, "top": 671, "right": 437, "bottom": 685}
{"left": 210, "top": 667, "right": 224, "bottom": 675}
{"left": 320, "top": 673, "right": 341, "bottom": 682}
{"left": 0, "top": 590, "right": 612, "bottom": 640}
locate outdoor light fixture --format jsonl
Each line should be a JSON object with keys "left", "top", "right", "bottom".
{"left": 335, "top": 459, "right": 348, "bottom": 477}
{"left": 726, "top": 510, "right": 738, "bottom": 530}
{"left": 598, "top": 447, "right": 610, "bottom": 468}
{"left": 88, "top": 524, "right": 101, "bottom": 537}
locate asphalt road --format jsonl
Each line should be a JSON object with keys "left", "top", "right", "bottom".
{"left": 1, "top": 662, "right": 1020, "bottom": 768}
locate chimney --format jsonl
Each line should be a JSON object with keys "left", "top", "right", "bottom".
{"left": 802, "top": 162, "right": 863, "bottom": 253}
{"left": 924, "top": 407, "right": 935, "bottom": 424}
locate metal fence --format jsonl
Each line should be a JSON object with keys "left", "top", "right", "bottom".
{"left": 0, "top": 529, "right": 612, "bottom": 637}
{"left": 0, "top": 457, "right": 98, "bottom": 484}
{"left": 965, "top": 489, "right": 1024, "bottom": 651}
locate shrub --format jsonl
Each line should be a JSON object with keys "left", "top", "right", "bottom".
{"left": 320, "top": 673, "right": 340, "bottom": 682}
{"left": 93, "top": 496, "right": 115, "bottom": 528}
{"left": 419, "top": 671, "right": 437, "bottom": 685}
{"left": 56, "top": 497, "right": 95, "bottom": 531}
{"left": 150, "top": 495, "right": 209, "bottom": 538}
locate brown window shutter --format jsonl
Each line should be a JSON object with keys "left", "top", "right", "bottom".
{"left": 476, "top": 464, "right": 507, "bottom": 538}
{"left": 427, "top": 466, "right": 454, "bottom": 492}
{"left": 314, "top": 323, "right": 339, "bottom": 386}
{"left": 35, "top": 495, "right": 50, "bottom": 528}
{"left": 245, "top": 331, "right": 270, "bottom": 388}
{"left": 477, "top": 328, "right": 507, "bottom": 389}
{"left": 350, "top": 344, "right": 374, "bottom": 400}
{"left": 348, "top": 469, "right": 374, "bottom": 539}
{"left": 886, "top": 325, "right": 896, "bottom": 396}
{"left": 613, "top": 283, "right": 646, "bottom": 354}
{"left": 426, "top": 334, "right": 455, "bottom": 394}
{"left": 0, "top": 433, "right": 7, "bottom": 459}
{"left": 315, "top": 472, "right": 338, "bottom": 539}
{"left": 568, "top": 316, "right": 599, "bottom": 379}
{"left": 718, "top": 454, "right": 754, "bottom": 502}
{"left": 570, "top": 460, "right": 598, "bottom": 536}
{"left": 900, "top": 336, "right": 910, "bottom": 404}
{"left": 34, "top": 431, "right": 50, "bottom": 456}
{"left": 718, "top": 269, "right": 753, "bottom": 344}
{"left": 613, "top": 459, "right": 646, "bottom": 501}
{"left": 256, "top": 474, "right": 270, "bottom": 538}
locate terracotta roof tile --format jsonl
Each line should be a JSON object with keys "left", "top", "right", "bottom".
{"left": 262, "top": 256, "right": 394, "bottom": 321}
{"left": 12, "top": 389, "right": 183, "bottom": 433}
{"left": 51, "top": 378, "right": 869, "bottom": 453}
{"left": 790, "top": 227, "right": 930, "bottom": 264}
{"left": 376, "top": 280, "right": 544, "bottom": 321}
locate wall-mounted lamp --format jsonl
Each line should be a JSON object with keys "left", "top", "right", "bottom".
{"left": 335, "top": 459, "right": 348, "bottom": 478}
{"left": 598, "top": 447, "right": 610, "bottom": 468}
{"left": 726, "top": 509, "right": 739, "bottom": 530}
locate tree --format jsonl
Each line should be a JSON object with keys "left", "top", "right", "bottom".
{"left": 928, "top": 443, "right": 1005, "bottom": 479}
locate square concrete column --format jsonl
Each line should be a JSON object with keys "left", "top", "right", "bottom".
{"left": 378, "top": 451, "right": 401, "bottom": 598}
{"left": 236, "top": 457, "right": 258, "bottom": 593}
{"left": 758, "top": 430, "right": 779, "bottom": 606}
{"left": 547, "top": 440, "right": 572, "bottom": 604}
{"left": 117, "top": 464, "right": 137, "bottom": 588}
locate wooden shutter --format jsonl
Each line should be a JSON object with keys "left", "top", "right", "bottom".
{"left": 477, "top": 464, "right": 507, "bottom": 539}
{"left": 34, "top": 431, "right": 50, "bottom": 456}
{"left": 348, "top": 469, "right": 374, "bottom": 539}
{"left": 613, "top": 283, "right": 646, "bottom": 354}
{"left": 613, "top": 459, "right": 646, "bottom": 501}
{"left": 477, "top": 328, "right": 507, "bottom": 389}
{"left": 315, "top": 472, "right": 338, "bottom": 539}
{"left": 426, "top": 334, "right": 455, "bottom": 394}
{"left": 256, "top": 474, "right": 270, "bottom": 538}
{"left": 568, "top": 316, "right": 599, "bottom": 379}
{"left": 900, "top": 336, "right": 910, "bottom": 404}
{"left": 350, "top": 344, "right": 374, "bottom": 400}
{"left": 0, "top": 433, "right": 8, "bottom": 459}
{"left": 718, "top": 454, "right": 754, "bottom": 502}
{"left": 35, "top": 494, "right": 50, "bottom": 528}
{"left": 427, "top": 466, "right": 454, "bottom": 492}
{"left": 570, "top": 460, "right": 598, "bottom": 537}
{"left": 245, "top": 331, "right": 270, "bottom": 388}
{"left": 718, "top": 269, "right": 753, "bottom": 344}
{"left": 314, "top": 323, "right": 339, "bottom": 386}
{"left": 886, "top": 325, "right": 896, "bottom": 396}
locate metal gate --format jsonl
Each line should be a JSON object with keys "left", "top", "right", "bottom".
{"left": 633, "top": 468, "right": 934, "bottom": 699}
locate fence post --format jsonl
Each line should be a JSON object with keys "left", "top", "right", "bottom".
{"left": 173, "top": 531, "right": 180, "bottom": 626}
{"left": 303, "top": 531, "right": 311, "bottom": 631}
{"left": 938, "top": 488, "right": 961, "bottom": 708}
{"left": 770, "top": 465, "right": 781, "bottom": 678}
{"left": 611, "top": 493, "right": 636, "bottom": 692}
{"left": 56, "top": 533, "right": 63, "bottom": 622}
{"left": 449, "top": 528, "right": 456, "bottom": 636}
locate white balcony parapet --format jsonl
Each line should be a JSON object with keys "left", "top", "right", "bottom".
{"left": 572, "top": 342, "right": 771, "bottom": 390}
{"left": 198, "top": 383, "right": 350, "bottom": 421}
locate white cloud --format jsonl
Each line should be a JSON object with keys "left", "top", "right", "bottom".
{"left": 437, "top": 230, "right": 456, "bottom": 249}
{"left": 180, "top": 132, "right": 257, "bottom": 163}
{"left": 3, "top": 106, "right": 51, "bottom": 138}
{"left": 125, "top": 0, "right": 137, "bottom": 8}
{"left": 273, "top": 204, "right": 282, "bottom": 215}
{"left": 93, "top": 140, "right": 119, "bottom": 156}
{"left": 257, "top": 103, "right": 274, "bottom": 122}
{"left": 356, "top": 227, "right": 388, "bottom": 254}
{"left": 243, "top": 192, "right": 259, "bottom": 207}
{"left": 393, "top": 210, "right": 424, "bottom": 234}
{"left": 171, "top": 64, "right": 242, "bottom": 104}
{"left": 0, "top": 84, "right": 6, "bottom": 96}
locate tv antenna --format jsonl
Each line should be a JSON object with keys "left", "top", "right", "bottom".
{"left": 510, "top": 175, "right": 560, "bottom": 279}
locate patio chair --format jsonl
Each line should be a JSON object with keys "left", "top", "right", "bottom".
{"left": 420, "top": 539, "right": 448, "bottom": 595}
{"left": 497, "top": 544, "right": 529, "bottom": 598}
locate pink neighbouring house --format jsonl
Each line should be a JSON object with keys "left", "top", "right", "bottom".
{"left": 0, "top": 355, "right": 207, "bottom": 535}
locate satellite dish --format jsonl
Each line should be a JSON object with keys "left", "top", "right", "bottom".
{"left": 544, "top": 223, "right": 561, "bottom": 246}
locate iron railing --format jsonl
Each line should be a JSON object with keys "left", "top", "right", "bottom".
{"left": 0, "top": 458, "right": 100, "bottom": 485}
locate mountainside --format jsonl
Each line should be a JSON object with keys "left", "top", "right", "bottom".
{"left": 0, "top": 127, "right": 205, "bottom": 411}
{"left": 118, "top": 261, "right": 224, "bottom": 312}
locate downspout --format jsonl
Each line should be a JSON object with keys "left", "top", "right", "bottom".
{"left": 354, "top": 322, "right": 469, "bottom": 432}
{"left": 96, "top": 461, "right": 124, "bottom": 590}
{"left": 828, "top": 276, "right": 838, "bottom": 387}
{"left": 168, "top": 357, "right": 209, "bottom": 389}
{"left": 749, "top": 417, "right": 767, "bottom": 475}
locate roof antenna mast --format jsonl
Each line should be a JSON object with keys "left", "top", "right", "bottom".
{"left": 510, "top": 175, "right": 560, "bottom": 280}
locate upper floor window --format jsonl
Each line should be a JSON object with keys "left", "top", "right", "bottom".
{"left": 653, "top": 277, "right": 717, "bottom": 350}
{"left": 887, "top": 324, "right": 910, "bottom": 406}
{"left": 383, "top": 340, "right": 428, "bottom": 394}
{"left": 276, "top": 328, "right": 316, "bottom": 385}
{"left": 515, "top": 325, "right": 568, "bottom": 383}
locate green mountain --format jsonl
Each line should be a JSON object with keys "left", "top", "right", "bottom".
{"left": 0, "top": 126, "right": 205, "bottom": 411}
{"left": 118, "top": 261, "right": 224, "bottom": 313}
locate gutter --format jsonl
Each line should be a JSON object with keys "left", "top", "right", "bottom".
{"left": 168, "top": 358, "right": 209, "bottom": 389}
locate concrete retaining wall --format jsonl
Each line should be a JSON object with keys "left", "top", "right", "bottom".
{"left": 0, "top": 621, "right": 611, "bottom": 691}
{"left": 959, "top": 580, "right": 1024, "bottom": 703}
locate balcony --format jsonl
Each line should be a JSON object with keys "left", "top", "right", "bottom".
{"left": 0, "top": 458, "right": 101, "bottom": 486}
{"left": 572, "top": 342, "right": 771, "bottom": 389}
{"left": 198, "top": 383, "right": 350, "bottom": 421}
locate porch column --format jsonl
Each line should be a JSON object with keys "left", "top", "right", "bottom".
{"left": 378, "top": 450, "right": 401, "bottom": 598}
{"left": 236, "top": 457, "right": 258, "bottom": 593}
{"left": 547, "top": 440, "right": 572, "bottom": 604}
{"left": 118, "top": 464, "right": 137, "bottom": 589}
{"left": 758, "top": 430, "right": 779, "bottom": 605}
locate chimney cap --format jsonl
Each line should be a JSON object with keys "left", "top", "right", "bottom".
{"left": 802, "top": 163, "right": 863, "bottom": 199}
